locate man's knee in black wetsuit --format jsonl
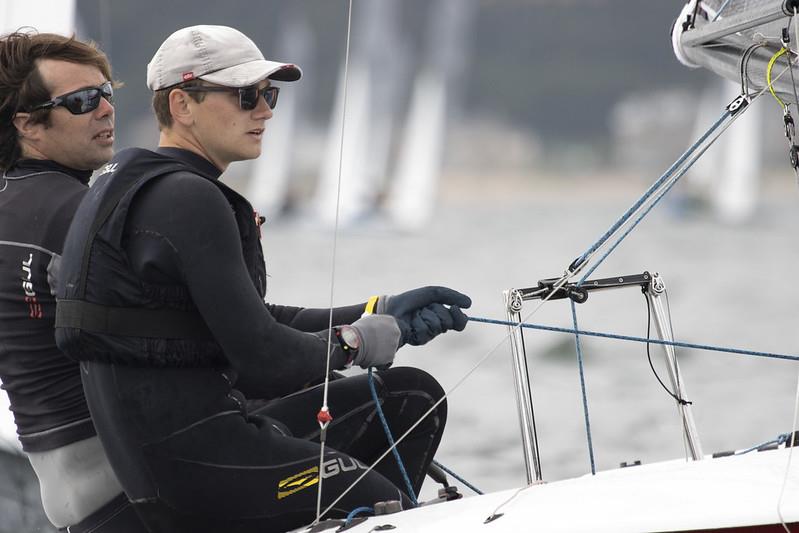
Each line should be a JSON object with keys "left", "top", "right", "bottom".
{"left": 254, "top": 367, "right": 447, "bottom": 498}
{"left": 82, "top": 362, "right": 414, "bottom": 533}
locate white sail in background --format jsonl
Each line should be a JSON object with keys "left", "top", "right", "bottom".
{"left": 713, "top": 82, "right": 762, "bottom": 222}
{"left": 687, "top": 80, "right": 763, "bottom": 223}
{"left": 362, "top": 0, "right": 409, "bottom": 201}
{"left": 386, "top": 72, "right": 447, "bottom": 230}
{"left": 313, "top": 0, "right": 475, "bottom": 230}
{"left": 313, "top": 1, "right": 401, "bottom": 226}
{"left": 386, "top": 0, "right": 477, "bottom": 231}
{"left": 314, "top": 62, "right": 372, "bottom": 225}
{"left": 246, "top": 6, "right": 312, "bottom": 219}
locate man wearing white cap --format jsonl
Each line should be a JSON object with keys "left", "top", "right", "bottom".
{"left": 54, "top": 25, "right": 471, "bottom": 532}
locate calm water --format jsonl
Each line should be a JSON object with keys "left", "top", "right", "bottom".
{"left": 260, "top": 173, "right": 799, "bottom": 497}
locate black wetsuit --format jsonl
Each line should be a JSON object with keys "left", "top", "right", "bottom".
{"left": 56, "top": 148, "right": 447, "bottom": 533}
{"left": 0, "top": 160, "right": 93, "bottom": 451}
{"left": 0, "top": 160, "right": 145, "bottom": 532}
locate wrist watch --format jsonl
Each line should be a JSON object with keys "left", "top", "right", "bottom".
{"left": 334, "top": 325, "right": 360, "bottom": 365}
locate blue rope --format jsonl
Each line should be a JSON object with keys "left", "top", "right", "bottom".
{"left": 468, "top": 316, "right": 799, "bottom": 363}
{"left": 367, "top": 373, "right": 485, "bottom": 501}
{"left": 570, "top": 301, "right": 597, "bottom": 475}
{"left": 431, "top": 459, "right": 484, "bottom": 495}
{"left": 735, "top": 432, "right": 794, "bottom": 455}
{"left": 367, "top": 368, "right": 418, "bottom": 507}
{"left": 579, "top": 107, "right": 726, "bottom": 283}
{"left": 344, "top": 506, "right": 374, "bottom": 525}
{"left": 572, "top": 108, "right": 731, "bottom": 271}
{"left": 578, "top": 165, "right": 686, "bottom": 284}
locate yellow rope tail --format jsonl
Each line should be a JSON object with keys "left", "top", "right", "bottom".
{"left": 767, "top": 47, "right": 790, "bottom": 107}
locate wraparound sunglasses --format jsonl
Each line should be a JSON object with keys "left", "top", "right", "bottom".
{"left": 181, "top": 84, "right": 279, "bottom": 110}
{"left": 29, "top": 81, "right": 114, "bottom": 115}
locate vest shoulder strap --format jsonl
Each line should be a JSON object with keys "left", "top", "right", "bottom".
{"left": 55, "top": 299, "right": 214, "bottom": 340}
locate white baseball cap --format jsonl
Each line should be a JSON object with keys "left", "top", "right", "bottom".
{"left": 146, "top": 25, "right": 302, "bottom": 90}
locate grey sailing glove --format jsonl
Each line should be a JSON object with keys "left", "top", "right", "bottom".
{"left": 374, "top": 286, "right": 471, "bottom": 347}
{"left": 345, "top": 314, "right": 401, "bottom": 369}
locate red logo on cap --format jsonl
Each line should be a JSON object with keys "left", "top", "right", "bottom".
{"left": 182, "top": 72, "right": 195, "bottom": 81}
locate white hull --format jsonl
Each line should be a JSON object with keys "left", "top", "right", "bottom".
{"left": 302, "top": 446, "right": 799, "bottom": 532}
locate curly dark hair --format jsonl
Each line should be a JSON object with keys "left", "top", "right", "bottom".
{"left": 0, "top": 30, "right": 113, "bottom": 170}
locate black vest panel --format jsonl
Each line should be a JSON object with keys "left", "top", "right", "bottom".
{"left": 55, "top": 148, "right": 266, "bottom": 368}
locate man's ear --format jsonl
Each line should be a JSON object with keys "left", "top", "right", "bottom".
{"left": 169, "top": 89, "right": 195, "bottom": 127}
{"left": 13, "top": 112, "right": 37, "bottom": 141}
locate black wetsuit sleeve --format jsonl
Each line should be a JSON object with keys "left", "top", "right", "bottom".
{"left": 124, "top": 173, "right": 357, "bottom": 398}
{"left": 264, "top": 303, "right": 364, "bottom": 331}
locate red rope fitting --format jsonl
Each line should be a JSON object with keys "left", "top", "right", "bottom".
{"left": 317, "top": 408, "right": 333, "bottom": 425}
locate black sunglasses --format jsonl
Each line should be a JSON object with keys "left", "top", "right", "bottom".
{"left": 30, "top": 81, "right": 114, "bottom": 115}
{"left": 181, "top": 85, "right": 279, "bottom": 110}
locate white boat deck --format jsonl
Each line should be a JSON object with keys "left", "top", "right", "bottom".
{"left": 299, "top": 446, "right": 799, "bottom": 532}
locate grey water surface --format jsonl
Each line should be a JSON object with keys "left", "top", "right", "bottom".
{"left": 260, "top": 173, "right": 799, "bottom": 498}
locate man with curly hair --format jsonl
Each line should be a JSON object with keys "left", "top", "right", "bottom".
{"left": 0, "top": 30, "right": 145, "bottom": 532}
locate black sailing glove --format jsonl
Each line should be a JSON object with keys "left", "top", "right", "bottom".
{"left": 375, "top": 286, "right": 471, "bottom": 347}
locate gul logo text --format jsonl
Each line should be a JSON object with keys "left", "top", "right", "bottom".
{"left": 277, "top": 457, "right": 367, "bottom": 500}
{"left": 21, "top": 253, "right": 42, "bottom": 319}
{"left": 99, "top": 163, "right": 118, "bottom": 175}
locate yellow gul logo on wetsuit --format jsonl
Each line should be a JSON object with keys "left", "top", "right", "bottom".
{"left": 277, "top": 466, "right": 319, "bottom": 500}
{"left": 277, "top": 457, "right": 367, "bottom": 500}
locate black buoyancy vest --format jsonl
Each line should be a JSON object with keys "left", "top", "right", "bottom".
{"left": 55, "top": 148, "right": 266, "bottom": 367}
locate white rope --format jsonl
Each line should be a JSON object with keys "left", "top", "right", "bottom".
{"left": 485, "top": 485, "right": 530, "bottom": 523}
{"left": 314, "top": 0, "right": 354, "bottom": 523}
